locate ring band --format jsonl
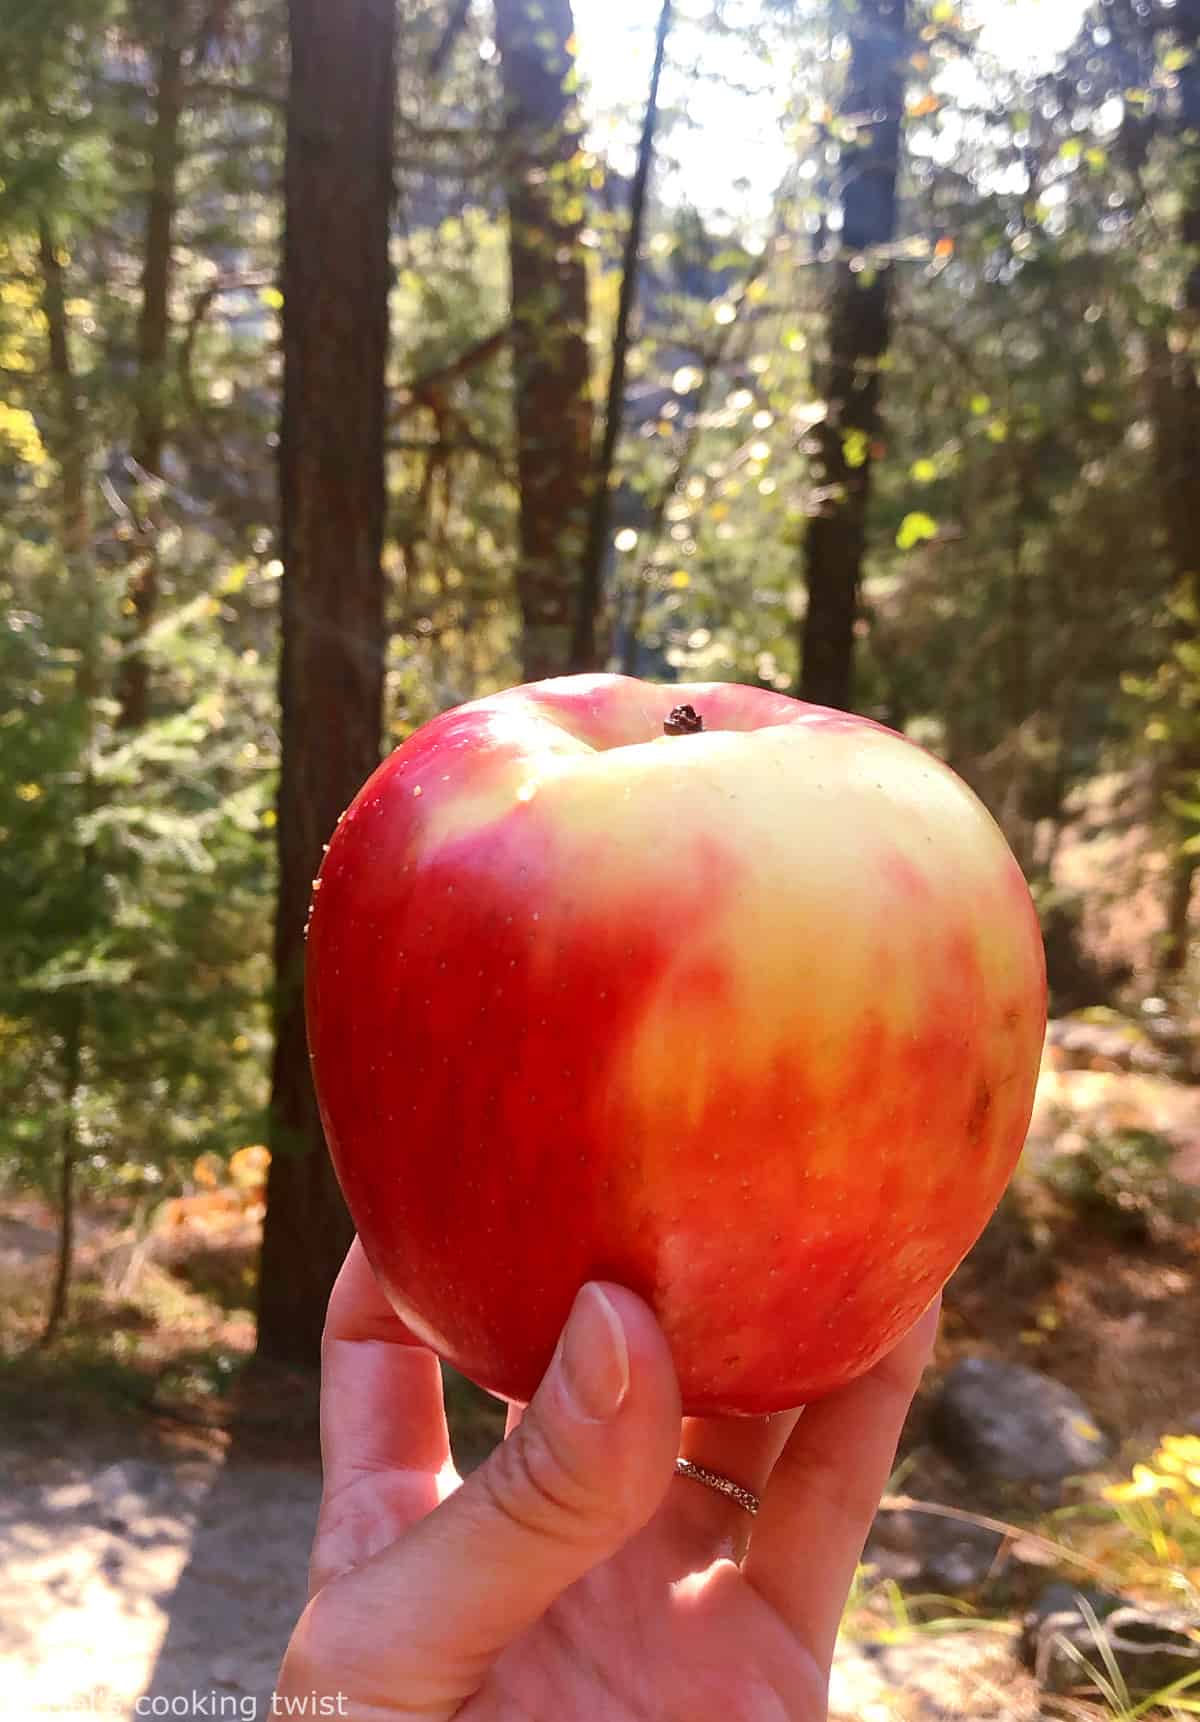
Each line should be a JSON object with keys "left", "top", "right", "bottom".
{"left": 674, "top": 1458, "right": 760, "bottom": 1517}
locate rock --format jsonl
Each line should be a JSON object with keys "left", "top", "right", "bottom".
{"left": 931, "top": 1358, "right": 1110, "bottom": 1484}
{"left": 43, "top": 1481, "right": 93, "bottom": 1513}
{"left": 1021, "top": 1585, "right": 1200, "bottom": 1697}
{"left": 831, "top": 1630, "right": 1039, "bottom": 1721}
{"left": 866, "top": 1506, "right": 1004, "bottom": 1594}
{"left": 1022, "top": 1581, "right": 1125, "bottom": 1638}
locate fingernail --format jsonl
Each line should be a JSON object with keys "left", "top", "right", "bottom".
{"left": 558, "top": 1284, "right": 630, "bottom": 1422}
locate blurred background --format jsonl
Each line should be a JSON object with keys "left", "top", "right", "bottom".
{"left": 1, "top": 0, "right": 1199, "bottom": 1716}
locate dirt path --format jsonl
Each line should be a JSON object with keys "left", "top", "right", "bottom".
{"left": 0, "top": 1439, "right": 319, "bottom": 1719}
{"left": 0, "top": 1432, "right": 1038, "bottom": 1722}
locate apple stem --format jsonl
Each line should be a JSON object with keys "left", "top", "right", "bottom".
{"left": 664, "top": 704, "right": 704, "bottom": 736}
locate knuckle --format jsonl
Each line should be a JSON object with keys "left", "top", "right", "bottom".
{"left": 779, "top": 1440, "right": 883, "bottom": 1532}
{"left": 478, "top": 1419, "right": 606, "bottom": 1546}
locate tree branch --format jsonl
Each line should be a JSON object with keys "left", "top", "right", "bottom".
{"left": 389, "top": 425, "right": 510, "bottom": 469}
{"left": 428, "top": 0, "right": 472, "bottom": 80}
{"left": 178, "top": 272, "right": 273, "bottom": 424}
{"left": 185, "top": 77, "right": 286, "bottom": 110}
{"left": 571, "top": 0, "right": 674, "bottom": 669}
{"left": 393, "top": 326, "right": 509, "bottom": 411}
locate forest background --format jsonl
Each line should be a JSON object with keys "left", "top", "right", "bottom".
{"left": 0, "top": 0, "right": 1198, "bottom": 1406}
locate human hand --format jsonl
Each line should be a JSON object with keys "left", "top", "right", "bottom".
{"left": 277, "top": 1239, "right": 938, "bottom": 1720}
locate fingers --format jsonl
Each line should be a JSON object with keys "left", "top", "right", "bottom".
{"left": 281, "top": 1282, "right": 682, "bottom": 1717}
{"left": 321, "top": 1238, "right": 453, "bottom": 1487}
{"left": 667, "top": 1410, "right": 802, "bottom": 1557}
{"left": 743, "top": 1300, "right": 940, "bottom": 1671}
{"left": 310, "top": 1239, "right": 453, "bottom": 1595}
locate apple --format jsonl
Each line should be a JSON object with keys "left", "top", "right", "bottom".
{"left": 306, "top": 674, "right": 1046, "bottom": 1416}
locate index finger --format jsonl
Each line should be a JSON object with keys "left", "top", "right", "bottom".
{"left": 319, "top": 1238, "right": 453, "bottom": 1515}
{"left": 743, "top": 1299, "right": 940, "bottom": 1669}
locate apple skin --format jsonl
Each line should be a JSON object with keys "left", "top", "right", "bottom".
{"left": 306, "top": 674, "right": 1046, "bottom": 1416}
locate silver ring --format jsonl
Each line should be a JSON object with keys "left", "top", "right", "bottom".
{"left": 674, "top": 1458, "right": 760, "bottom": 1517}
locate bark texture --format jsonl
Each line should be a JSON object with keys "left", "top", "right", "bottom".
{"left": 1154, "top": 0, "right": 1200, "bottom": 979}
{"left": 799, "top": 0, "right": 907, "bottom": 711}
{"left": 37, "top": 220, "right": 91, "bottom": 1345}
{"left": 494, "top": 0, "right": 595, "bottom": 680}
{"left": 117, "top": 0, "right": 187, "bottom": 728}
{"left": 571, "top": 0, "right": 672, "bottom": 671}
{"left": 257, "top": 0, "right": 396, "bottom": 1364}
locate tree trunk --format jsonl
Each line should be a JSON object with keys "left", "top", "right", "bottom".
{"left": 37, "top": 220, "right": 92, "bottom": 1347}
{"left": 1148, "top": 331, "right": 1200, "bottom": 986}
{"left": 1181, "top": 0, "right": 1200, "bottom": 325}
{"left": 116, "top": 0, "right": 187, "bottom": 729}
{"left": 494, "top": 0, "right": 595, "bottom": 681}
{"left": 798, "top": 0, "right": 907, "bottom": 711}
{"left": 256, "top": 0, "right": 396, "bottom": 1366}
{"left": 40, "top": 1002, "right": 82, "bottom": 1347}
{"left": 571, "top": 0, "right": 672, "bottom": 672}
{"left": 1001, "top": 452, "right": 1039, "bottom": 874}
{"left": 1153, "top": 0, "right": 1200, "bottom": 986}
{"left": 38, "top": 222, "right": 89, "bottom": 558}
{"left": 1161, "top": 851, "right": 1197, "bottom": 982}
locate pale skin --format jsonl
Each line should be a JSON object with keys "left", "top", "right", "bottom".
{"left": 278, "top": 1239, "right": 940, "bottom": 1721}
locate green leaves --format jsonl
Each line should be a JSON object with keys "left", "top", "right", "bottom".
{"left": 0, "top": 518, "right": 278, "bottom": 1194}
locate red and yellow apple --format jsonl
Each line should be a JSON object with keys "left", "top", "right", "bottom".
{"left": 306, "top": 674, "right": 1046, "bottom": 1416}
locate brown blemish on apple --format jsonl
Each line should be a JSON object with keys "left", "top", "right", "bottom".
{"left": 966, "top": 1077, "right": 993, "bottom": 1141}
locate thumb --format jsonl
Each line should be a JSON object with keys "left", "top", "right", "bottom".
{"left": 281, "top": 1282, "right": 681, "bottom": 1716}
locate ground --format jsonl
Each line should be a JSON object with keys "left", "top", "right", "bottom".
{"left": 0, "top": 1429, "right": 316, "bottom": 1717}
{"left": 2, "top": 1035, "right": 1199, "bottom": 1722}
